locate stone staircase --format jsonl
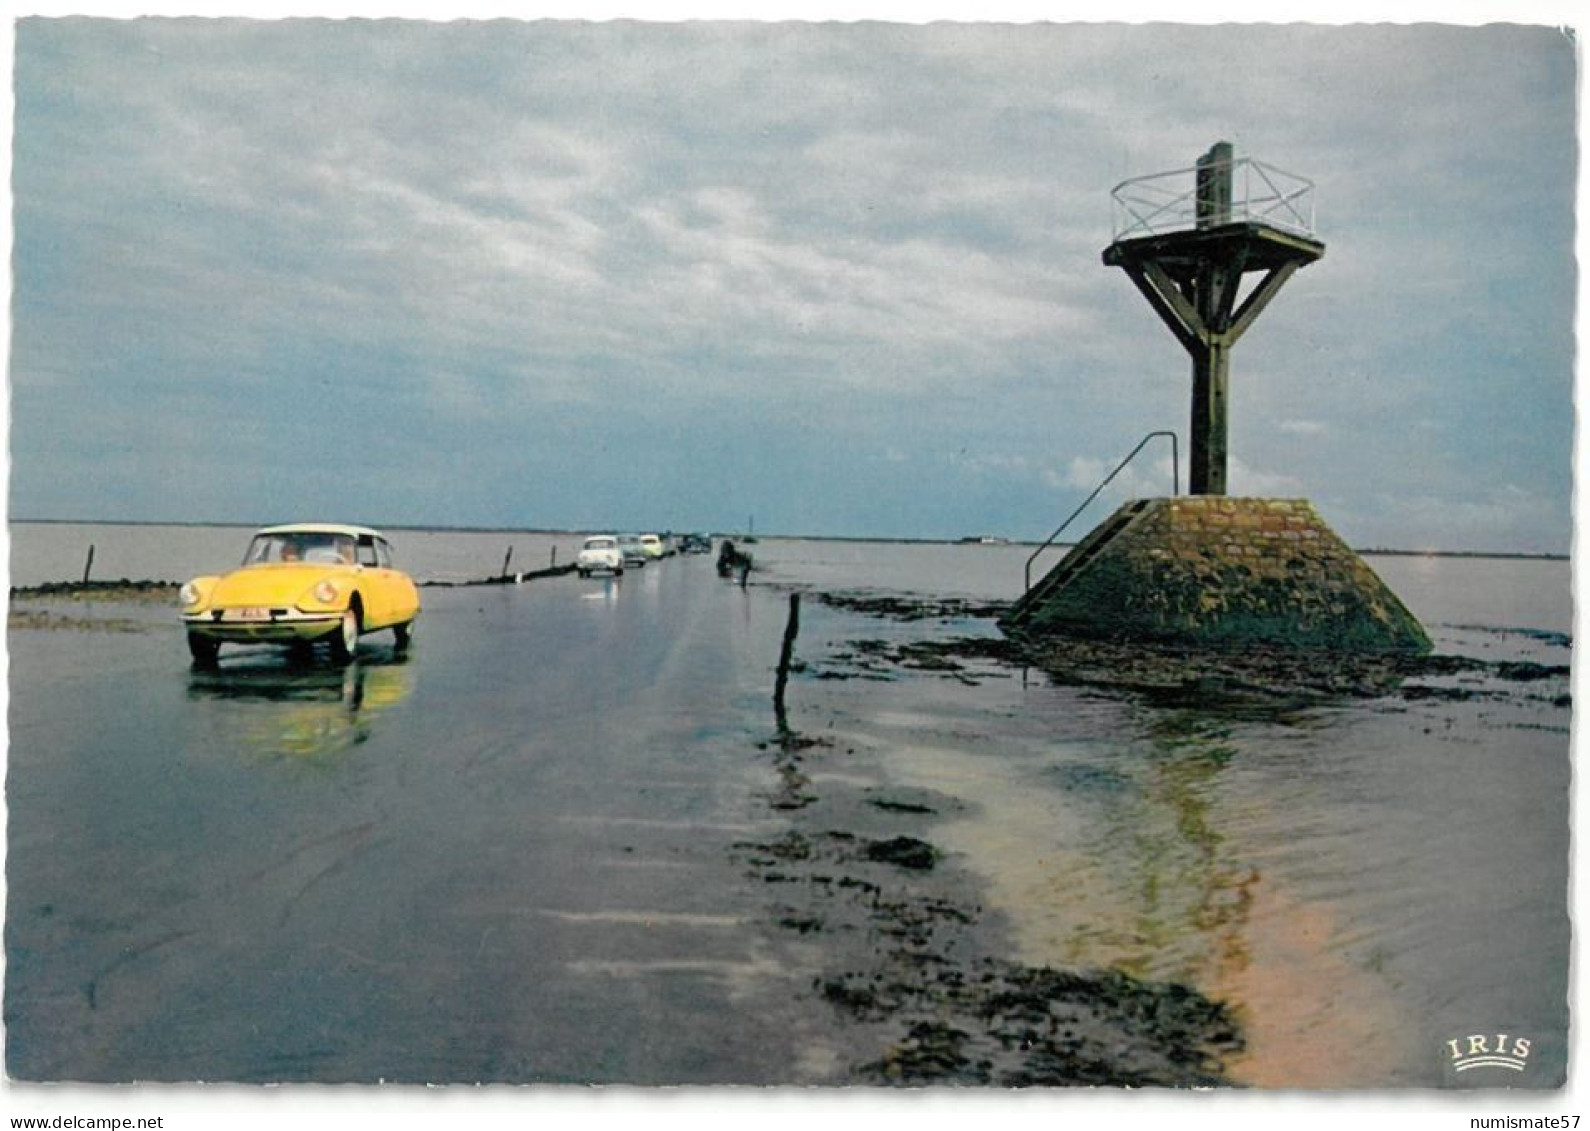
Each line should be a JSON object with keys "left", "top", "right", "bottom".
{"left": 1000, "top": 499, "right": 1153, "bottom": 634}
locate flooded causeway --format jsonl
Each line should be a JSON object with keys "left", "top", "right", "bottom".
{"left": 5, "top": 524, "right": 1571, "bottom": 1087}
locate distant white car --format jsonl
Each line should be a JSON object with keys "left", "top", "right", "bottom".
{"left": 639, "top": 533, "right": 667, "bottom": 560}
{"left": 576, "top": 536, "right": 625, "bottom": 578}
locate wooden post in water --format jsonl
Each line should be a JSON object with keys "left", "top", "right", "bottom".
{"left": 773, "top": 592, "right": 801, "bottom": 729}
{"left": 82, "top": 544, "right": 95, "bottom": 585}
{"left": 501, "top": 546, "right": 514, "bottom": 579}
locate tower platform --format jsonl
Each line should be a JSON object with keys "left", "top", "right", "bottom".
{"left": 1000, "top": 497, "right": 1431, "bottom": 654}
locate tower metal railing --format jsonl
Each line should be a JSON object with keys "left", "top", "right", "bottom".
{"left": 1110, "top": 157, "right": 1316, "bottom": 242}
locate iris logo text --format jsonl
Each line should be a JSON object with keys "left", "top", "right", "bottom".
{"left": 1445, "top": 1033, "right": 1532, "bottom": 1073}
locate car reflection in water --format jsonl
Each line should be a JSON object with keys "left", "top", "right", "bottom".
{"left": 186, "top": 649, "right": 415, "bottom": 759}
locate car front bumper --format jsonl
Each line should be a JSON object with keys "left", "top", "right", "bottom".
{"left": 183, "top": 608, "right": 343, "bottom": 644}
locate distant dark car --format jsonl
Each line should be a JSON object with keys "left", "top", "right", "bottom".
{"left": 679, "top": 534, "right": 712, "bottom": 555}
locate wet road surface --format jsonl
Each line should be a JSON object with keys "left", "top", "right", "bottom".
{"left": 6, "top": 558, "right": 857, "bottom": 1083}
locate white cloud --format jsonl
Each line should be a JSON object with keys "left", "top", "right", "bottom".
{"left": 1225, "top": 457, "right": 1308, "bottom": 499}
{"left": 1053, "top": 451, "right": 1177, "bottom": 500}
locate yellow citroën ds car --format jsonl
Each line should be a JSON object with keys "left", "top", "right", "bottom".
{"left": 180, "top": 523, "right": 420, "bottom": 665}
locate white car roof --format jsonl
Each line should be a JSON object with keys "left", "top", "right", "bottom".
{"left": 256, "top": 523, "right": 385, "bottom": 539}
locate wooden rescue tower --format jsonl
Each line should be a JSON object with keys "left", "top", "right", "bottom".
{"left": 1001, "top": 143, "right": 1429, "bottom": 654}
{"left": 1103, "top": 142, "right": 1325, "bottom": 495}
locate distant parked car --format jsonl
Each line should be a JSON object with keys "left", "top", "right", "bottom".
{"left": 679, "top": 533, "right": 712, "bottom": 555}
{"left": 576, "top": 536, "right": 625, "bottom": 578}
{"left": 616, "top": 535, "right": 648, "bottom": 568}
{"left": 180, "top": 523, "right": 419, "bottom": 665}
{"left": 639, "top": 533, "right": 667, "bottom": 560}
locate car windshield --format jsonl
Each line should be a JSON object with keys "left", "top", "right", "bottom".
{"left": 585, "top": 538, "right": 617, "bottom": 549}
{"left": 245, "top": 531, "right": 357, "bottom": 566}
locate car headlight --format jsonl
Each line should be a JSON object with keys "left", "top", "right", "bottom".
{"left": 313, "top": 579, "right": 340, "bottom": 604}
{"left": 179, "top": 579, "right": 212, "bottom": 610}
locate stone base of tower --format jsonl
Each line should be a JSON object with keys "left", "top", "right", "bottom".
{"left": 1001, "top": 497, "right": 1430, "bottom": 654}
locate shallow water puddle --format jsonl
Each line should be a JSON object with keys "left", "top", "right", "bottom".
{"left": 860, "top": 725, "right": 1416, "bottom": 1086}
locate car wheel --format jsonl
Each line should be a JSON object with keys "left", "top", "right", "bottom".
{"left": 578, "top": 568, "right": 588, "bottom": 578}
{"left": 615, "top": 567, "right": 624, "bottom": 577}
{"left": 393, "top": 618, "right": 414, "bottom": 651}
{"left": 329, "top": 606, "right": 360, "bottom": 663}
{"left": 188, "top": 633, "right": 220, "bottom": 666}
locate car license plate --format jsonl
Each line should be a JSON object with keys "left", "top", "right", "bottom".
{"left": 235, "top": 607, "right": 270, "bottom": 621}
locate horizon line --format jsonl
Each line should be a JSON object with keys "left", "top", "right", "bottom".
{"left": 2, "top": 515, "right": 1570, "bottom": 562}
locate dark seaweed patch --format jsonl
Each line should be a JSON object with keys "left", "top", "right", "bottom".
{"left": 864, "top": 837, "right": 938, "bottom": 871}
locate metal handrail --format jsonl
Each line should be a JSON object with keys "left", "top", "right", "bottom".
{"left": 1110, "top": 157, "right": 1316, "bottom": 242}
{"left": 1023, "top": 431, "right": 1179, "bottom": 593}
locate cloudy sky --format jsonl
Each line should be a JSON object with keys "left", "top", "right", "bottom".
{"left": 9, "top": 13, "right": 1578, "bottom": 551}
